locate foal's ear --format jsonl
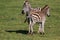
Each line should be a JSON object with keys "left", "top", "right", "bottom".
{"left": 25, "top": 0, "right": 29, "bottom": 2}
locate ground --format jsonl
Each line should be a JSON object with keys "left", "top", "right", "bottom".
{"left": 0, "top": 0, "right": 60, "bottom": 40}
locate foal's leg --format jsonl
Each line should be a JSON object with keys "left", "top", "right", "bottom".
{"left": 41, "top": 21, "right": 45, "bottom": 34}
{"left": 38, "top": 23, "right": 42, "bottom": 33}
{"left": 38, "top": 21, "right": 45, "bottom": 34}
{"left": 30, "top": 23, "right": 34, "bottom": 34}
{"left": 28, "top": 20, "right": 31, "bottom": 34}
{"left": 28, "top": 24, "right": 31, "bottom": 34}
{"left": 28, "top": 21, "right": 35, "bottom": 34}
{"left": 42, "top": 21, "right": 45, "bottom": 32}
{"left": 28, "top": 20, "right": 33, "bottom": 34}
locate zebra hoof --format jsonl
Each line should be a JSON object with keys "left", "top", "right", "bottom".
{"left": 28, "top": 32, "right": 33, "bottom": 35}
{"left": 27, "top": 32, "right": 31, "bottom": 34}
{"left": 31, "top": 32, "right": 33, "bottom": 35}
{"left": 40, "top": 32, "right": 45, "bottom": 35}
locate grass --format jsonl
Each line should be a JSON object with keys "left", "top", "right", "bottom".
{"left": 0, "top": 0, "right": 60, "bottom": 40}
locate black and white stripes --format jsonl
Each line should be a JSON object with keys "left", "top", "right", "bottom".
{"left": 22, "top": 0, "right": 50, "bottom": 34}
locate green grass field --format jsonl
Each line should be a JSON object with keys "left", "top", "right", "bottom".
{"left": 0, "top": 0, "right": 60, "bottom": 40}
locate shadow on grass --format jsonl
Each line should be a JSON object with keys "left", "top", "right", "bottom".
{"left": 5, "top": 30, "right": 28, "bottom": 34}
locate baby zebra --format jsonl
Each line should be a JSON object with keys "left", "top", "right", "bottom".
{"left": 27, "top": 5, "right": 50, "bottom": 34}
{"left": 21, "top": 0, "right": 41, "bottom": 24}
{"left": 21, "top": 0, "right": 32, "bottom": 23}
{"left": 21, "top": 0, "right": 50, "bottom": 34}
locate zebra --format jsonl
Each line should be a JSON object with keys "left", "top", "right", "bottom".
{"left": 28, "top": 5, "right": 50, "bottom": 34}
{"left": 21, "top": 0, "right": 41, "bottom": 24}
{"left": 21, "top": 0, "right": 50, "bottom": 34}
{"left": 21, "top": 0, "right": 32, "bottom": 24}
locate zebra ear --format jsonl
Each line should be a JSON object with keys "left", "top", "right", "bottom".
{"left": 25, "top": 0, "right": 29, "bottom": 2}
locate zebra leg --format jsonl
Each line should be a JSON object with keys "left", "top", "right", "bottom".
{"left": 28, "top": 19, "right": 33, "bottom": 34}
{"left": 30, "top": 22, "right": 35, "bottom": 34}
{"left": 28, "top": 20, "right": 35, "bottom": 34}
{"left": 28, "top": 24, "right": 31, "bottom": 34}
{"left": 40, "top": 21, "right": 45, "bottom": 34}
{"left": 38, "top": 22, "right": 42, "bottom": 33}
{"left": 38, "top": 21, "right": 45, "bottom": 35}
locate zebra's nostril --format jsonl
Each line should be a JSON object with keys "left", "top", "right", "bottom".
{"left": 22, "top": 10, "right": 25, "bottom": 14}
{"left": 47, "top": 15, "right": 50, "bottom": 17}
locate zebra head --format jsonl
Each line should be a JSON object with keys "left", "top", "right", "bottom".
{"left": 41, "top": 5, "right": 50, "bottom": 17}
{"left": 21, "top": 0, "right": 31, "bottom": 15}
